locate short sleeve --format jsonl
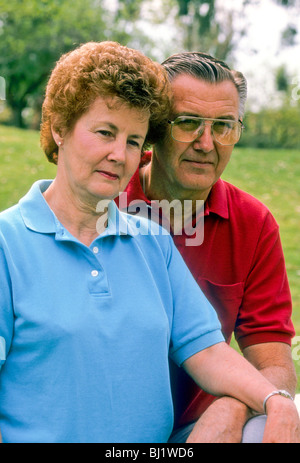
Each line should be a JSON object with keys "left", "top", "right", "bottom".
{"left": 0, "top": 246, "right": 14, "bottom": 369}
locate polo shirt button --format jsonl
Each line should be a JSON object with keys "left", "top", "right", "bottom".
{"left": 91, "top": 270, "right": 99, "bottom": 277}
{"left": 93, "top": 246, "right": 99, "bottom": 254}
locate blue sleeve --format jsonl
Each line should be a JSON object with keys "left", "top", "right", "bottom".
{"left": 0, "top": 246, "right": 14, "bottom": 369}
{"left": 166, "top": 237, "right": 225, "bottom": 366}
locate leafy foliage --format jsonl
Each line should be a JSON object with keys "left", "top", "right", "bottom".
{"left": 0, "top": 0, "right": 299, "bottom": 129}
{"left": 239, "top": 107, "right": 300, "bottom": 149}
{"left": 0, "top": 0, "right": 146, "bottom": 127}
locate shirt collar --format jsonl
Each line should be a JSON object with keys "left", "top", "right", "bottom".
{"left": 19, "top": 180, "right": 57, "bottom": 233}
{"left": 19, "top": 180, "right": 136, "bottom": 238}
{"left": 104, "top": 201, "right": 137, "bottom": 237}
{"left": 205, "top": 179, "right": 229, "bottom": 219}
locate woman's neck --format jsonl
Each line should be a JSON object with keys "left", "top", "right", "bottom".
{"left": 43, "top": 179, "right": 108, "bottom": 247}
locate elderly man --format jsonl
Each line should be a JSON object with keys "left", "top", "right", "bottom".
{"left": 117, "top": 52, "right": 297, "bottom": 443}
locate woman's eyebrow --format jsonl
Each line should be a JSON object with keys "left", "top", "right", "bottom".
{"left": 92, "top": 121, "right": 145, "bottom": 139}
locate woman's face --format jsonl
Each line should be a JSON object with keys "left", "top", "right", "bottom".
{"left": 53, "top": 96, "right": 149, "bottom": 206}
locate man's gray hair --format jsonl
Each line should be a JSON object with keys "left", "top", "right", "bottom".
{"left": 161, "top": 52, "right": 247, "bottom": 118}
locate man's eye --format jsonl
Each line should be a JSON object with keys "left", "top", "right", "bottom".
{"left": 176, "top": 119, "right": 200, "bottom": 131}
{"left": 214, "top": 121, "right": 234, "bottom": 131}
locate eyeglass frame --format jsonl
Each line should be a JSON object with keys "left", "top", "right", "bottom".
{"left": 168, "top": 116, "right": 245, "bottom": 146}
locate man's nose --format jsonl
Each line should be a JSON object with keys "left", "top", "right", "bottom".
{"left": 192, "top": 124, "right": 215, "bottom": 152}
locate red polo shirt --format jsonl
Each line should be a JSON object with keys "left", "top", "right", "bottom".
{"left": 117, "top": 153, "right": 295, "bottom": 428}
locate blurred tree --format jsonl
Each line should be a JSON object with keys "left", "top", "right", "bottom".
{"left": 275, "top": 65, "right": 300, "bottom": 110}
{"left": 172, "top": 0, "right": 299, "bottom": 62}
{"left": 172, "top": 0, "right": 252, "bottom": 60}
{"left": 0, "top": 0, "right": 147, "bottom": 128}
{"left": 274, "top": 0, "right": 300, "bottom": 7}
{"left": 1, "top": 0, "right": 299, "bottom": 128}
{"left": 281, "top": 24, "right": 298, "bottom": 47}
{"left": 239, "top": 106, "right": 300, "bottom": 149}
{"left": 272, "top": 0, "right": 299, "bottom": 48}
{"left": 276, "top": 65, "right": 290, "bottom": 93}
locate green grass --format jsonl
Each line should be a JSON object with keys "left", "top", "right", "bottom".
{"left": 1, "top": 124, "right": 300, "bottom": 388}
{"left": 0, "top": 125, "right": 56, "bottom": 210}
{"left": 222, "top": 146, "right": 300, "bottom": 329}
{"left": 222, "top": 146, "right": 300, "bottom": 390}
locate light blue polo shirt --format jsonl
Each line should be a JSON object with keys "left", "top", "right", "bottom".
{"left": 0, "top": 180, "right": 224, "bottom": 443}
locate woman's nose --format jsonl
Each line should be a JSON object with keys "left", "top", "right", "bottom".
{"left": 107, "top": 140, "right": 127, "bottom": 163}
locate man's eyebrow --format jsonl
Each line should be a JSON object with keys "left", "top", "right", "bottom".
{"left": 217, "top": 115, "right": 236, "bottom": 121}
{"left": 172, "top": 112, "right": 237, "bottom": 121}
{"left": 172, "top": 112, "right": 199, "bottom": 118}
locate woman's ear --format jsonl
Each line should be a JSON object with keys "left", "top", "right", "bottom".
{"left": 51, "top": 124, "right": 64, "bottom": 148}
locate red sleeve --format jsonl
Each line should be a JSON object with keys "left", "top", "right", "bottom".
{"left": 235, "top": 212, "right": 295, "bottom": 349}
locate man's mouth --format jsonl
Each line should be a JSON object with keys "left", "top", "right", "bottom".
{"left": 183, "top": 159, "right": 214, "bottom": 166}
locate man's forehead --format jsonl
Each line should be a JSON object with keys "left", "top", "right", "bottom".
{"left": 170, "top": 74, "right": 240, "bottom": 118}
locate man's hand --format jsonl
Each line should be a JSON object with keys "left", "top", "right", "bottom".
{"left": 262, "top": 395, "right": 300, "bottom": 443}
{"left": 244, "top": 342, "right": 300, "bottom": 442}
{"left": 186, "top": 396, "right": 250, "bottom": 443}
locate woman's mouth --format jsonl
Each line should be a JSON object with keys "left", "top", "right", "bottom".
{"left": 97, "top": 170, "right": 119, "bottom": 180}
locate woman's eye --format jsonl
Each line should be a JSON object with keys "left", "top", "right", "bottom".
{"left": 128, "top": 140, "right": 141, "bottom": 149}
{"left": 97, "top": 130, "right": 113, "bottom": 137}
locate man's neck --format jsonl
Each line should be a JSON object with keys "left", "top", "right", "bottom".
{"left": 141, "top": 155, "right": 210, "bottom": 202}
{"left": 140, "top": 157, "right": 207, "bottom": 232}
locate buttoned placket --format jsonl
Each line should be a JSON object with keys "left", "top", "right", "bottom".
{"left": 91, "top": 246, "right": 100, "bottom": 277}
{"left": 55, "top": 225, "right": 110, "bottom": 296}
{"left": 86, "top": 239, "right": 110, "bottom": 296}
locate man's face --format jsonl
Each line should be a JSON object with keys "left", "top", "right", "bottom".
{"left": 153, "top": 75, "right": 240, "bottom": 201}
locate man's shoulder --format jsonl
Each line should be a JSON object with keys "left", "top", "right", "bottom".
{"left": 221, "top": 180, "right": 274, "bottom": 223}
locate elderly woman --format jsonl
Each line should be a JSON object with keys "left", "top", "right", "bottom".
{"left": 0, "top": 42, "right": 298, "bottom": 444}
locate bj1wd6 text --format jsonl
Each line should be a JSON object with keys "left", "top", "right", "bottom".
{"left": 149, "top": 447, "right": 194, "bottom": 459}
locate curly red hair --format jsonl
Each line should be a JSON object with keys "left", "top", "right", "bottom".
{"left": 40, "top": 41, "right": 171, "bottom": 164}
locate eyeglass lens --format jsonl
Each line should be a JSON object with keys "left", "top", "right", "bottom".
{"left": 171, "top": 117, "right": 241, "bottom": 145}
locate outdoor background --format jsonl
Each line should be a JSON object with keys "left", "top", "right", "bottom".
{"left": 0, "top": 0, "right": 300, "bottom": 388}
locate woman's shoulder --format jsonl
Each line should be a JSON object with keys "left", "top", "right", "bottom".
{"left": 0, "top": 203, "right": 22, "bottom": 227}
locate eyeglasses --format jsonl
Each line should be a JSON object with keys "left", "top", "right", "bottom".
{"left": 168, "top": 116, "right": 245, "bottom": 146}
